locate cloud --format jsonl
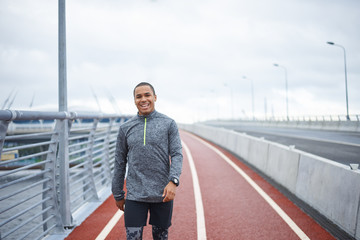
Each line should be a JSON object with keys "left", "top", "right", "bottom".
{"left": 1, "top": 0, "right": 359, "bottom": 123}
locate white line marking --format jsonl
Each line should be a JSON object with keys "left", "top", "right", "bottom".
{"left": 182, "top": 140, "right": 207, "bottom": 240}
{"left": 188, "top": 133, "right": 310, "bottom": 240}
{"left": 95, "top": 209, "right": 123, "bottom": 240}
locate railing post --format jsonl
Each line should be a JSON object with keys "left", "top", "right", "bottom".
{"left": 84, "top": 119, "right": 99, "bottom": 201}
{"left": 0, "top": 119, "right": 9, "bottom": 240}
{"left": 58, "top": 118, "right": 73, "bottom": 228}
{"left": 43, "top": 120, "right": 63, "bottom": 233}
{"left": 0, "top": 120, "right": 9, "bottom": 159}
{"left": 102, "top": 118, "right": 115, "bottom": 186}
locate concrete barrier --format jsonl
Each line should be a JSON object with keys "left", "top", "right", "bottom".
{"left": 296, "top": 154, "right": 360, "bottom": 237}
{"left": 358, "top": 213, "right": 360, "bottom": 240}
{"left": 247, "top": 138, "right": 269, "bottom": 173}
{"left": 234, "top": 133, "right": 251, "bottom": 161}
{"left": 266, "top": 143, "right": 300, "bottom": 193}
{"left": 179, "top": 123, "right": 360, "bottom": 239}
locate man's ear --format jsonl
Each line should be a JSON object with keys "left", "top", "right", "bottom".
{"left": 154, "top": 95, "right": 157, "bottom": 102}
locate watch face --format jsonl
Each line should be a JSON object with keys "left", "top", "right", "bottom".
{"left": 172, "top": 178, "right": 179, "bottom": 185}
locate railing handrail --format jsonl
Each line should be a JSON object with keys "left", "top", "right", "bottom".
{"left": 0, "top": 109, "right": 131, "bottom": 121}
{"left": 214, "top": 114, "right": 360, "bottom": 122}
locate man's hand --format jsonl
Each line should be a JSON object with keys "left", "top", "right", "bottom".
{"left": 115, "top": 199, "right": 125, "bottom": 211}
{"left": 162, "top": 181, "right": 177, "bottom": 202}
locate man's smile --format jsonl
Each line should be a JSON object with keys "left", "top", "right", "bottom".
{"left": 139, "top": 102, "right": 150, "bottom": 109}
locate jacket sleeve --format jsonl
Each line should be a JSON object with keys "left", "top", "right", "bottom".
{"left": 112, "top": 127, "right": 127, "bottom": 201}
{"left": 168, "top": 120, "right": 183, "bottom": 180}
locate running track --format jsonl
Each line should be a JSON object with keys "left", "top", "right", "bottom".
{"left": 65, "top": 131, "right": 334, "bottom": 240}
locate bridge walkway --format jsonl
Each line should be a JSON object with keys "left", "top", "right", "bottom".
{"left": 64, "top": 131, "right": 334, "bottom": 240}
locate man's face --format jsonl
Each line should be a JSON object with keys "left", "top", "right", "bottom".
{"left": 134, "top": 85, "right": 157, "bottom": 116}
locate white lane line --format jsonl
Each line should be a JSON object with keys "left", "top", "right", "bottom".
{"left": 182, "top": 140, "right": 207, "bottom": 240}
{"left": 95, "top": 209, "right": 123, "bottom": 240}
{"left": 188, "top": 134, "right": 310, "bottom": 240}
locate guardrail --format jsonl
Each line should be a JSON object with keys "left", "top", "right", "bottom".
{"left": 0, "top": 110, "right": 129, "bottom": 240}
{"left": 204, "top": 114, "right": 360, "bottom": 132}
{"left": 180, "top": 123, "right": 360, "bottom": 240}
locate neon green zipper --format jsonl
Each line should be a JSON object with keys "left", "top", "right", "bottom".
{"left": 143, "top": 117, "right": 147, "bottom": 146}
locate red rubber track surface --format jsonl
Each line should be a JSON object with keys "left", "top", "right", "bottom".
{"left": 65, "top": 130, "right": 334, "bottom": 240}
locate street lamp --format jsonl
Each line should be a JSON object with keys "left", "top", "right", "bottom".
{"left": 242, "top": 76, "right": 255, "bottom": 120}
{"left": 326, "top": 41, "right": 350, "bottom": 120}
{"left": 273, "top": 63, "right": 289, "bottom": 120}
{"left": 224, "top": 83, "right": 234, "bottom": 119}
{"left": 59, "top": 0, "right": 67, "bottom": 112}
{"left": 58, "top": 0, "right": 72, "bottom": 229}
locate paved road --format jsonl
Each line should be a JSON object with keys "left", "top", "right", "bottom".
{"left": 64, "top": 131, "right": 335, "bottom": 240}
{"left": 205, "top": 123, "right": 360, "bottom": 166}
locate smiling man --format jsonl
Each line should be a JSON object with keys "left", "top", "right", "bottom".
{"left": 112, "top": 82, "right": 183, "bottom": 240}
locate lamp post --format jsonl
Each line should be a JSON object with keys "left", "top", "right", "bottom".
{"left": 58, "top": 0, "right": 72, "bottom": 229}
{"left": 59, "top": 0, "right": 67, "bottom": 112}
{"left": 273, "top": 63, "right": 289, "bottom": 120}
{"left": 210, "top": 89, "right": 220, "bottom": 119}
{"left": 326, "top": 41, "right": 350, "bottom": 120}
{"left": 223, "top": 83, "right": 234, "bottom": 119}
{"left": 242, "top": 76, "right": 255, "bottom": 120}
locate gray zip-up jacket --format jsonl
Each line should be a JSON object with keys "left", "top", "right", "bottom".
{"left": 112, "top": 110, "right": 183, "bottom": 202}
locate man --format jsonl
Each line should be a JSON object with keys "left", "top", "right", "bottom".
{"left": 112, "top": 82, "right": 183, "bottom": 240}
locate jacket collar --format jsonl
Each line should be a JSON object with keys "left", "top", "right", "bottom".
{"left": 137, "top": 110, "right": 157, "bottom": 119}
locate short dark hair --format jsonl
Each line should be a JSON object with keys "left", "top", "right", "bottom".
{"left": 133, "top": 82, "right": 156, "bottom": 97}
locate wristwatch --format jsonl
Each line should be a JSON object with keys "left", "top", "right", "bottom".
{"left": 170, "top": 177, "right": 179, "bottom": 187}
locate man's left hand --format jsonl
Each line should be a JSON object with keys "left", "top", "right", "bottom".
{"left": 162, "top": 181, "right": 177, "bottom": 202}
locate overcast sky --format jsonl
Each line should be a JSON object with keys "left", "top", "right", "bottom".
{"left": 1, "top": 0, "right": 359, "bottom": 123}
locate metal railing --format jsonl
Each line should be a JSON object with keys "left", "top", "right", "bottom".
{"left": 256, "top": 114, "right": 360, "bottom": 122}
{"left": 0, "top": 110, "right": 130, "bottom": 240}
{"left": 204, "top": 114, "right": 360, "bottom": 132}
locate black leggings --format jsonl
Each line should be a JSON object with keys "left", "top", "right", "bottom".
{"left": 125, "top": 226, "right": 168, "bottom": 240}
